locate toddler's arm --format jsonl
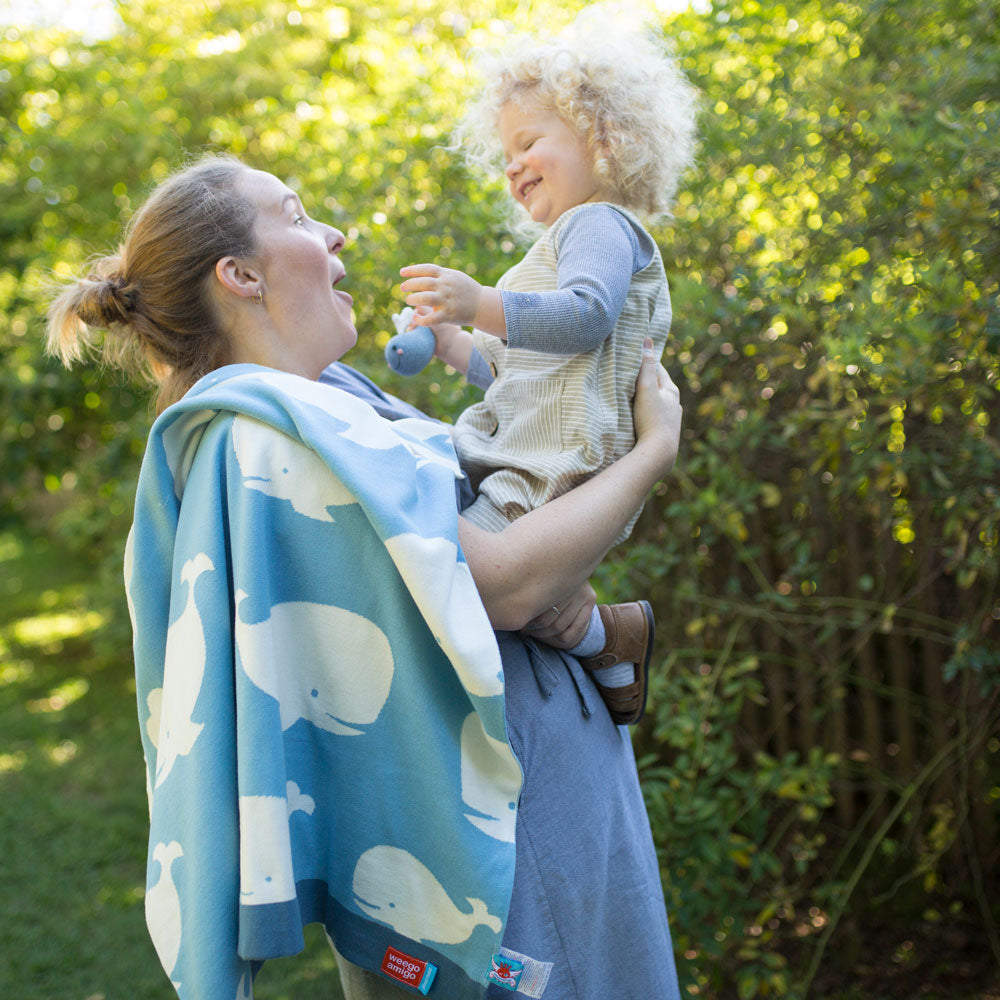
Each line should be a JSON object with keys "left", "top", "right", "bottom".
{"left": 402, "top": 205, "right": 652, "bottom": 356}
{"left": 502, "top": 206, "right": 653, "bottom": 354}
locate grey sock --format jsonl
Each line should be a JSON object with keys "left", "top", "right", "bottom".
{"left": 568, "top": 606, "right": 605, "bottom": 658}
{"left": 590, "top": 662, "right": 635, "bottom": 688}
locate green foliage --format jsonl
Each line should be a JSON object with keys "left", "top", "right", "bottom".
{"left": 2, "top": 0, "right": 998, "bottom": 997}
{"left": 602, "top": 0, "right": 999, "bottom": 995}
{"left": 653, "top": 0, "right": 999, "bottom": 599}
{"left": 640, "top": 644, "right": 836, "bottom": 998}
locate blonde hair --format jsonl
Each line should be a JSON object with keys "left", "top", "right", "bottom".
{"left": 458, "top": 19, "right": 698, "bottom": 224}
{"left": 46, "top": 155, "right": 257, "bottom": 413}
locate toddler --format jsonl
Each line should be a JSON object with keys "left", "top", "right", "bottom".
{"left": 390, "top": 22, "right": 697, "bottom": 723}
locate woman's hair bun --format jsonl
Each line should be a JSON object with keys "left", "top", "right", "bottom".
{"left": 94, "top": 275, "right": 137, "bottom": 325}
{"left": 73, "top": 254, "right": 138, "bottom": 330}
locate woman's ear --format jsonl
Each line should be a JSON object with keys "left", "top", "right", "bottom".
{"left": 214, "top": 256, "right": 262, "bottom": 300}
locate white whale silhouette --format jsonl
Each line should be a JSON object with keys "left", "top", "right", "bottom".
{"left": 238, "top": 795, "right": 297, "bottom": 905}
{"left": 335, "top": 405, "right": 462, "bottom": 477}
{"left": 370, "top": 416, "right": 463, "bottom": 476}
{"left": 154, "top": 553, "right": 214, "bottom": 788}
{"left": 352, "top": 845, "right": 502, "bottom": 945}
{"left": 231, "top": 414, "right": 357, "bottom": 521}
{"left": 392, "top": 417, "right": 464, "bottom": 475}
{"left": 143, "top": 687, "right": 163, "bottom": 814}
{"left": 384, "top": 533, "right": 503, "bottom": 697}
{"left": 146, "top": 840, "right": 184, "bottom": 983}
{"left": 286, "top": 780, "right": 315, "bottom": 817}
{"left": 144, "top": 761, "right": 153, "bottom": 817}
{"left": 460, "top": 714, "right": 520, "bottom": 843}
{"left": 235, "top": 969, "right": 253, "bottom": 999}
{"left": 235, "top": 591, "right": 394, "bottom": 735}
{"left": 229, "top": 371, "right": 461, "bottom": 477}
{"left": 145, "top": 686, "right": 163, "bottom": 748}
{"left": 123, "top": 527, "right": 137, "bottom": 635}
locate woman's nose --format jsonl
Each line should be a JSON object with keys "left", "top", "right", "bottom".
{"left": 326, "top": 227, "right": 345, "bottom": 254}
{"left": 505, "top": 158, "right": 521, "bottom": 181}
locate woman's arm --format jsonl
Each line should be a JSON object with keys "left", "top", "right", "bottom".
{"left": 459, "top": 341, "right": 681, "bottom": 630}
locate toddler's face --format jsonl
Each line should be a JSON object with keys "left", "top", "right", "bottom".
{"left": 498, "top": 98, "right": 601, "bottom": 226}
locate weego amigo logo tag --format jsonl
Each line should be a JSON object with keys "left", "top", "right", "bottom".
{"left": 380, "top": 946, "right": 437, "bottom": 994}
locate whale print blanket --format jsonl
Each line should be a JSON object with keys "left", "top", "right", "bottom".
{"left": 125, "top": 365, "right": 522, "bottom": 999}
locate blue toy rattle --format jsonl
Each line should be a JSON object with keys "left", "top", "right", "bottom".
{"left": 384, "top": 307, "right": 436, "bottom": 376}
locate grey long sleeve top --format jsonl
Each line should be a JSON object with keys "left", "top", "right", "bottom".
{"left": 466, "top": 204, "right": 656, "bottom": 390}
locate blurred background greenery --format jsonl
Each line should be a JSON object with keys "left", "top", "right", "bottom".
{"left": 1, "top": 0, "right": 997, "bottom": 997}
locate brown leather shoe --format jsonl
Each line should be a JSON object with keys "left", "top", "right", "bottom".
{"left": 578, "top": 601, "right": 654, "bottom": 725}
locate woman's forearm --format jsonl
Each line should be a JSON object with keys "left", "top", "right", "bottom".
{"left": 460, "top": 345, "right": 681, "bottom": 630}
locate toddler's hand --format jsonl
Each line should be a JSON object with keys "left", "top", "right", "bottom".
{"left": 400, "top": 264, "right": 482, "bottom": 328}
{"left": 384, "top": 306, "right": 436, "bottom": 375}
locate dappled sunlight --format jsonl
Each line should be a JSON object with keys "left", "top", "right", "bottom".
{"left": 194, "top": 30, "right": 244, "bottom": 57}
{"left": 0, "top": 751, "right": 27, "bottom": 775}
{"left": 45, "top": 739, "right": 79, "bottom": 765}
{"left": 2, "top": 0, "right": 997, "bottom": 996}
{"left": 96, "top": 882, "right": 147, "bottom": 907}
{"left": 8, "top": 609, "right": 107, "bottom": 649}
{"left": 26, "top": 677, "right": 90, "bottom": 714}
{"left": 0, "top": 534, "right": 24, "bottom": 563}
{"left": 0, "top": 659, "right": 36, "bottom": 686}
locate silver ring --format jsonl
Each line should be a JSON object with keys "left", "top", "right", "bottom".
{"left": 550, "top": 606, "right": 561, "bottom": 616}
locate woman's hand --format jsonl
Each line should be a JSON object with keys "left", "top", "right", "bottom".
{"left": 632, "top": 337, "right": 682, "bottom": 478}
{"left": 522, "top": 582, "right": 596, "bottom": 649}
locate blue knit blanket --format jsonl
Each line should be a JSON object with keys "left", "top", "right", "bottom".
{"left": 125, "top": 365, "right": 522, "bottom": 999}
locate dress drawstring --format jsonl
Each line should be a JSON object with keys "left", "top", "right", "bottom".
{"left": 522, "top": 637, "right": 595, "bottom": 718}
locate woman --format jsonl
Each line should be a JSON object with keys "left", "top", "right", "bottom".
{"left": 47, "top": 156, "right": 682, "bottom": 1000}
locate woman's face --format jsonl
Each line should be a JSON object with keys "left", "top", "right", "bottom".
{"left": 239, "top": 169, "right": 357, "bottom": 376}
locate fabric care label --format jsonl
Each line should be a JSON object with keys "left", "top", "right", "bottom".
{"left": 487, "top": 947, "right": 553, "bottom": 997}
{"left": 380, "top": 946, "right": 437, "bottom": 994}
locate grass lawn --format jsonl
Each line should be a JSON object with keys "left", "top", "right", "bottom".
{"left": 0, "top": 529, "right": 344, "bottom": 999}
{"left": 4, "top": 526, "right": 996, "bottom": 1000}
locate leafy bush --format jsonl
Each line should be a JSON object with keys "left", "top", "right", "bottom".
{"left": 611, "top": 1, "right": 999, "bottom": 995}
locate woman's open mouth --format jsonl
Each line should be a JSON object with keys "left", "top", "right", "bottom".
{"left": 331, "top": 272, "right": 352, "bottom": 304}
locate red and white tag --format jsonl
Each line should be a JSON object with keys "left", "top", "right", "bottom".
{"left": 380, "top": 946, "right": 437, "bottom": 994}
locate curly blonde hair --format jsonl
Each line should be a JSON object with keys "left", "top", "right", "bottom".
{"left": 457, "top": 18, "right": 698, "bottom": 223}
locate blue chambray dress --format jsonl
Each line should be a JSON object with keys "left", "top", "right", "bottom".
{"left": 321, "top": 363, "right": 680, "bottom": 1000}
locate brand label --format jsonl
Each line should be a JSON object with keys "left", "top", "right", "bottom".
{"left": 380, "top": 946, "right": 437, "bottom": 995}
{"left": 487, "top": 952, "right": 525, "bottom": 991}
